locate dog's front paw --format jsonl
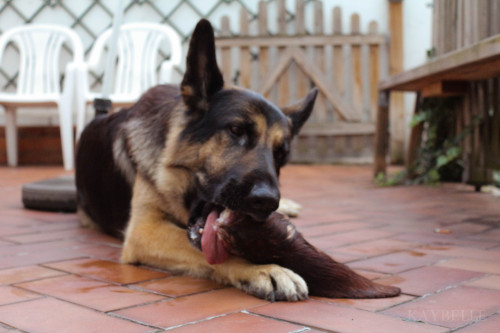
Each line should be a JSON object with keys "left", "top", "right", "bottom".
{"left": 235, "top": 264, "right": 308, "bottom": 302}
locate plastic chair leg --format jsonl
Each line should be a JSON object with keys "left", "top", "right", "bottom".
{"left": 58, "top": 106, "right": 74, "bottom": 171}
{"left": 75, "top": 68, "right": 88, "bottom": 141}
{"left": 4, "top": 106, "right": 18, "bottom": 167}
{"left": 60, "top": 67, "right": 76, "bottom": 170}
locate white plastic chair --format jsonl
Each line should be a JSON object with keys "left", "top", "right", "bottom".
{"left": 0, "top": 24, "right": 84, "bottom": 170}
{"left": 76, "top": 22, "right": 182, "bottom": 139}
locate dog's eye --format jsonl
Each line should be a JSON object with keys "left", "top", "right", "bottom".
{"left": 274, "top": 145, "right": 288, "bottom": 162}
{"left": 229, "top": 125, "right": 245, "bottom": 137}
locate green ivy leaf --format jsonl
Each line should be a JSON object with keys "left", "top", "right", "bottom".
{"left": 410, "top": 112, "right": 428, "bottom": 127}
{"left": 446, "top": 147, "right": 461, "bottom": 159}
{"left": 436, "top": 155, "right": 449, "bottom": 168}
{"left": 428, "top": 169, "right": 440, "bottom": 183}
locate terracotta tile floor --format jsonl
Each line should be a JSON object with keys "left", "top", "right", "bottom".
{"left": 1, "top": 165, "right": 500, "bottom": 332}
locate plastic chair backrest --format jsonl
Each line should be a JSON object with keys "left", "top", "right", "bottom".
{"left": 0, "top": 24, "right": 83, "bottom": 96}
{"left": 87, "top": 22, "right": 182, "bottom": 97}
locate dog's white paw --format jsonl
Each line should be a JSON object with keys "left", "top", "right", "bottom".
{"left": 235, "top": 264, "right": 308, "bottom": 302}
{"left": 277, "top": 198, "right": 302, "bottom": 217}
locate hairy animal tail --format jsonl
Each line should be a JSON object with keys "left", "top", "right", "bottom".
{"left": 221, "top": 212, "right": 400, "bottom": 298}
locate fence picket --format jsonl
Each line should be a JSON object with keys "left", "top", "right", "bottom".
{"left": 294, "top": 0, "right": 308, "bottom": 106}
{"left": 258, "top": 1, "right": 269, "bottom": 98}
{"left": 313, "top": 1, "right": 327, "bottom": 123}
{"left": 220, "top": 16, "right": 232, "bottom": 84}
{"left": 350, "top": 14, "right": 363, "bottom": 120}
{"left": 332, "top": 7, "right": 344, "bottom": 124}
{"left": 239, "top": 9, "right": 251, "bottom": 89}
{"left": 368, "top": 21, "right": 379, "bottom": 122}
{"left": 277, "top": 0, "right": 289, "bottom": 108}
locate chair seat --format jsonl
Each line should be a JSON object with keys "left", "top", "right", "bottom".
{"left": 84, "top": 92, "right": 141, "bottom": 107}
{"left": 0, "top": 93, "right": 60, "bottom": 107}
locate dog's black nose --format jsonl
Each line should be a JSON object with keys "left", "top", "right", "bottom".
{"left": 248, "top": 183, "right": 280, "bottom": 219}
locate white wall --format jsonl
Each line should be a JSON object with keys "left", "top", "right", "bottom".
{"left": 403, "top": 0, "right": 433, "bottom": 148}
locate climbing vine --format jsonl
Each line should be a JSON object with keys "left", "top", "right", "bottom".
{"left": 376, "top": 98, "right": 482, "bottom": 186}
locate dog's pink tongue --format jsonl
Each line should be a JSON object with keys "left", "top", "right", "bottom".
{"left": 201, "top": 210, "right": 229, "bottom": 265}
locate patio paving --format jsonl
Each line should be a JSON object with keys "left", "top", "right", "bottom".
{"left": 1, "top": 165, "right": 499, "bottom": 332}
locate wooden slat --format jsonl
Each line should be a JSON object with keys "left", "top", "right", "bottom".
{"left": 388, "top": 0, "right": 405, "bottom": 162}
{"left": 295, "top": 0, "right": 308, "bottom": 105}
{"left": 477, "top": 81, "right": 487, "bottom": 171}
{"left": 215, "top": 34, "right": 386, "bottom": 47}
{"left": 420, "top": 80, "right": 468, "bottom": 98}
{"left": 368, "top": 21, "right": 380, "bottom": 121}
{"left": 350, "top": 14, "right": 363, "bottom": 118}
{"left": 492, "top": 0, "right": 500, "bottom": 35}
{"left": 379, "top": 33, "right": 500, "bottom": 92}
{"left": 477, "top": 0, "right": 489, "bottom": 41}
{"left": 472, "top": 83, "right": 481, "bottom": 170}
{"left": 258, "top": 47, "right": 294, "bottom": 96}
{"left": 239, "top": 9, "right": 251, "bottom": 88}
{"left": 438, "top": 0, "right": 446, "bottom": 55}
{"left": 491, "top": 77, "right": 500, "bottom": 169}
{"left": 220, "top": 16, "right": 232, "bottom": 84}
{"left": 405, "top": 93, "right": 423, "bottom": 176}
{"left": 463, "top": 0, "right": 474, "bottom": 47}
{"left": 457, "top": 0, "right": 464, "bottom": 49}
{"left": 258, "top": 1, "right": 269, "bottom": 98}
{"left": 291, "top": 47, "right": 360, "bottom": 121}
{"left": 444, "top": 0, "right": 457, "bottom": 53}
{"left": 432, "top": 0, "right": 441, "bottom": 54}
{"left": 389, "top": 1, "right": 404, "bottom": 75}
{"left": 295, "top": 0, "right": 305, "bottom": 35}
{"left": 300, "top": 122, "right": 374, "bottom": 136}
{"left": 258, "top": 46, "right": 358, "bottom": 121}
{"left": 313, "top": 1, "right": 327, "bottom": 122}
{"left": 463, "top": 85, "right": 472, "bottom": 169}
{"left": 277, "top": 0, "right": 289, "bottom": 107}
{"left": 332, "top": 6, "right": 344, "bottom": 123}
{"left": 374, "top": 90, "right": 390, "bottom": 176}
{"left": 277, "top": 0, "right": 286, "bottom": 33}
{"left": 330, "top": 6, "right": 348, "bottom": 157}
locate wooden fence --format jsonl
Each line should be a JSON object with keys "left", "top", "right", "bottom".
{"left": 215, "top": 0, "right": 388, "bottom": 163}
{"left": 457, "top": 79, "right": 500, "bottom": 186}
{"left": 432, "top": 0, "right": 500, "bottom": 56}
{"left": 432, "top": 0, "right": 500, "bottom": 185}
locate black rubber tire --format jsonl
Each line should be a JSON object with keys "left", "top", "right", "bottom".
{"left": 22, "top": 175, "right": 77, "bottom": 212}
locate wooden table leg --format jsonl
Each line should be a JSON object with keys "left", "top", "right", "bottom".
{"left": 406, "top": 92, "right": 423, "bottom": 178}
{"left": 374, "top": 90, "right": 390, "bottom": 177}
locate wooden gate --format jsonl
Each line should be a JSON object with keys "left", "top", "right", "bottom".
{"left": 215, "top": 0, "right": 388, "bottom": 163}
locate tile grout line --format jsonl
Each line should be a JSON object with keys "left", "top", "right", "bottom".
{"left": 244, "top": 307, "right": 337, "bottom": 333}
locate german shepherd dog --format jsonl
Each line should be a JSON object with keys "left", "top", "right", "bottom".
{"left": 76, "top": 19, "right": 400, "bottom": 301}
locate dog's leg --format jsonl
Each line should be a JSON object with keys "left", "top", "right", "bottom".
{"left": 121, "top": 175, "right": 308, "bottom": 302}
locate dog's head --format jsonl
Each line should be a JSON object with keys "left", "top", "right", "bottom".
{"left": 177, "top": 20, "right": 317, "bottom": 264}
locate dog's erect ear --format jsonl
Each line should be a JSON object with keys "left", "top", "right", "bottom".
{"left": 282, "top": 88, "right": 318, "bottom": 136}
{"left": 181, "top": 19, "right": 224, "bottom": 110}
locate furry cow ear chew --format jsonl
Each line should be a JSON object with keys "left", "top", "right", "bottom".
{"left": 181, "top": 19, "right": 224, "bottom": 110}
{"left": 282, "top": 88, "right": 318, "bottom": 137}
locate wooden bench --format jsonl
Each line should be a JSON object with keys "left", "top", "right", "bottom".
{"left": 374, "top": 33, "right": 500, "bottom": 177}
